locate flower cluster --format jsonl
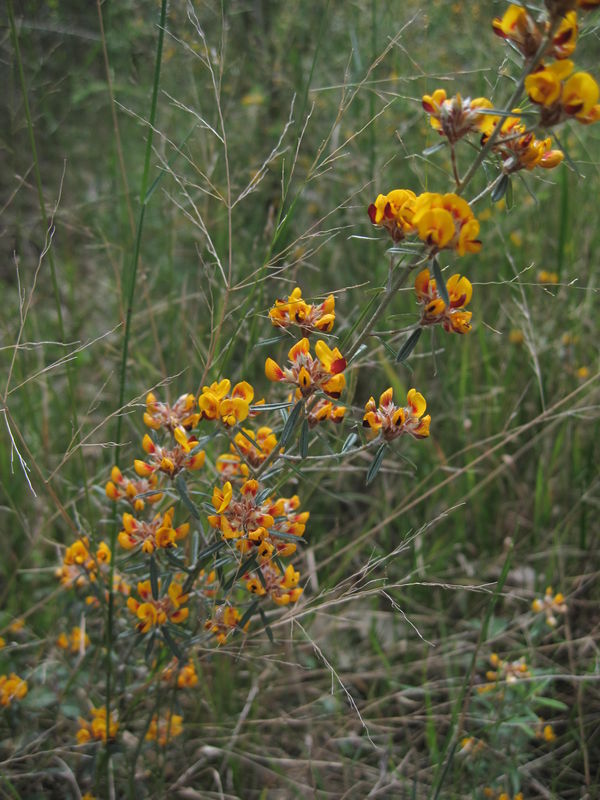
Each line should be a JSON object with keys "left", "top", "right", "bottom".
{"left": 105, "top": 466, "right": 162, "bottom": 512}
{"left": 146, "top": 712, "right": 183, "bottom": 746}
{"left": 246, "top": 562, "right": 303, "bottom": 606}
{"left": 118, "top": 506, "right": 189, "bottom": 554}
{"left": 485, "top": 653, "right": 531, "bottom": 685}
{"left": 526, "top": 60, "right": 599, "bottom": 126}
{"left": 269, "top": 287, "right": 335, "bottom": 333}
{"left": 0, "top": 673, "right": 27, "bottom": 707}
{"left": 414, "top": 268, "right": 473, "bottom": 334}
{"left": 216, "top": 426, "right": 277, "bottom": 479}
{"left": 266, "top": 338, "right": 346, "bottom": 400}
{"left": 198, "top": 379, "right": 257, "bottom": 427}
{"left": 55, "top": 538, "right": 111, "bottom": 589}
{"left": 135, "top": 427, "right": 205, "bottom": 478}
{"left": 493, "top": 5, "right": 578, "bottom": 59}
{"left": 57, "top": 626, "right": 90, "bottom": 654}
{"left": 422, "top": 90, "right": 494, "bottom": 142}
{"left": 482, "top": 112, "right": 564, "bottom": 174}
{"left": 363, "top": 388, "right": 431, "bottom": 442}
{"left": 532, "top": 585, "right": 567, "bottom": 626}
{"left": 209, "top": 478, "right": 308, "bottom": 560}
{"left": 204, "top": 605, "right": 245, "bottom": 645}
{"left": 77, "top": 707, "right": 119, "bottom": 744}
{"left": 162, "top": 658, "right": 198, "bottom": 689}
{"left": 126, "top": 580, "right": 189, "bottom": 633}
{"left": 492, "top": 4, "right": 600, "bottom": 127}
{"left": 368, "top": 191, "right": 481, "bottom": 255}
{"left": 143, "top": 391, "right": 200, "bottom": 431}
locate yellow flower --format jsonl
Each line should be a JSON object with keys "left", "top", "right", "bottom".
{"left": 199, "top": 379, "right": 257, "bottom": 427}
{"left": 126, "top": 579, "right": 189, "bottom": 633}
{"left": 367, "top": 189, "right": 417, "bottom": 241}
{"left": 363, "top": 387, "right": 431, "bottom": 442}
{"left": 0, "top": 673, "right": 28, "bottom": 707}
{"left": 562, "top": 71, "right": 600, "bottom": 120}
{"left": 146, "top": 712, "right": 183, "bottom": 746}
{"left": 552, "top": 12, "right": 578, "bottom": 59}
{"left": 414, "top": 269, "right": 473, "bottom": 334}
{"left": 538, "top": 270, "right": 559, "bottom": 284}
{"left": 265, "top": 338, "right": 346, "bottom": 399}
{"left": 525, "top": 60, "right": 574, "bottom": 107}
{"left": 118, "top": 507, "right": 187, "bottom": 553}
{"left": 57, "top": 626, "right": 90, "bottom": 654}
{"left": 212, "top": 481, "right": 233, "bottom": 513}
{"left": 532, "top": 585, "right": 567, "bottom": 626}
{"left": 492, "top": 4, "right": 542, "bottom": 58}
{"left": 77, "top": 707, "right": 118, "bottom": 744}
{"left": 269, "top": 287, "right": 336, "bottom": 333}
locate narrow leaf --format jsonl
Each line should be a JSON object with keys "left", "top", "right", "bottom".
{"left": 258, "top": 607, "right": 274, "bottom": 643}
{"left": 195, "top": 539, "right": 226, "bottom": 565}
{"left": 346, "top": 342, "right": 368, "bottom": 367}
{"left": 279, "top": 399, "right": 303, "bottom": 448}
{"left": 175, "top": 474, "right": 200, "bottom": 519}
{"left": 491, "top": 173, "right": 509, "bottom": 203}
{"left": 149, "top": 554, "right": 159, "bottom": 600}
{"left": 162, "top": 627, "right": 184, "bottom": 661}
{"left": 144, "top": 631, "right": 156, "bottom": 665}
{"left": 239, "top": 600, "right": 259, "bottom": 630}
{"left": 268, "top": 529, "right": 307, "bottom": 544}
{"left": 422, "top": 141, "right": 446, "bottom": 156}
{"left": 366, "top": 443, "right": 387, "bottom": 485}
{"left": 432, "top": 257, "right": 449, "bottom": 306}
{"left": 256, "top": 335, "right": 287, "bottom": 347}
{"left": 164, "top": 550, "right": 188, "bottom": 571}
{"left": 396, "top": 327, "right": 423, "bottom": 363}
{"left": 341, "top": 432, "right": 358, "bottom": 453}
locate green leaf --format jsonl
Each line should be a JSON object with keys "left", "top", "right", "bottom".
{"left": 251, "top": 401, "right": 293, "bottom": 411}
{"left": 149, "top": 554, "right": 159, "bottom": 600}
{"left": 422, "top": 141, "right": 446, "bottom": 156}
{"left": 239, "top": 600, "right": 260, "bottom": 630}
{"left": 533, "top": 696, "right": 569, "bottom": 711}
{"left": 279, "top": 399, "right": 304, "bottom": 448}
{"left": 432, "top": 257, "right": 449, "bottom": 306}
{"left": 268, "top": 529, "right": 307, "bottom": 544}
{"left": 346, "top": 343, "right": 367, "bottom": 366}
{"left": 195, "top": 539, "right": 226, "bottom": 565}
{"left": 396, "top": 328, "right": 423, "bottom": 363}
{"left": 341, "top": 432, "right": 358, "bottom": 453}
{"left": 175, "top": 474, "right": 200, "bottom": 519}
{"left": 165, "top": 550, "right": 188, "bottom": 571}
{"left": 144, "top": 631, "right": 156, "bottom": 664}
{"left": 300, "top": 419, "right": 309, "bottom": 458}
{"left": 491, "top": 173, "right": 509, "bottom": 203}
{"left": 162, "top": 627, "right": 184, "bottom": 661}
{"left": 366, "top": 443, "right": 387, "bottom": 485}
{"left": 256, "top": 335, "right": 287, "bottom": 346}
{"left": 258, "top": 607, "right": 274, "bottom": 643}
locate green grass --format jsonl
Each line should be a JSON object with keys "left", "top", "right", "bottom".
{"left": 1, "top": 0, "right": 600, "bottom": 798}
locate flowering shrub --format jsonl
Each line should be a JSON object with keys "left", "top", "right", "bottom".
{"left": 2, "top": 0, "right": 598, "bottom": 797}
